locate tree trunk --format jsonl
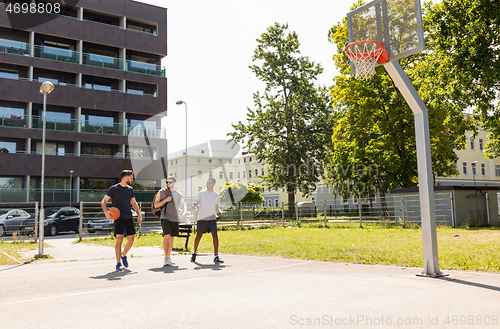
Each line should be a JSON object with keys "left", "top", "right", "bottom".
{"left": 369, "top": 188, "right": 374, "bottom": 217}
{"left": 288, "top": 189, "right": 295, "bottom": 221}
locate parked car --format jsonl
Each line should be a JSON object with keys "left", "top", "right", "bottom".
{"left": 297, "top": 202, "right": 317, "bottom": 218}
{"left": 0, "top": 209, "right": 31, "bottom": 237}
{"left": 86, "top": 210, "right": 140, "bottom": 234}
{"left": 21, "top": 207, "right": 81, "bottom": 236}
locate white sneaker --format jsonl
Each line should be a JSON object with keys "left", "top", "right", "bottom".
{"left": 168, "top": 257, "right": 175, "bottom": 265}
{"left": 163, "top": 256, "right": 170, "bottom": 266}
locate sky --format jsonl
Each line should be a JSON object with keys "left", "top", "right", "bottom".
{"left": 137, "top": 0, "right": 355, "bottom": 154}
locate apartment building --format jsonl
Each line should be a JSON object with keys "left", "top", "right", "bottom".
{"left": 167, "top": 140, "right": 310, "bottom": 207}
{"left": 0, "top": 0, "right": 168, "bottom": 203}
{"left": 437, "top": 126, "right": 500, "bottom": 187}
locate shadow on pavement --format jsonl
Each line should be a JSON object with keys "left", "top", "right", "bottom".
{"left": 0, "top": 261, "right": 33, "bottom": 272}
{"left": 148, "top": 265, "right": 188, "bottom": 273}
{"left": 193, "top": 262, "right": 227, "bottom": 271}
{"left": 438, "top": 277, "right": 500, "bottom": 293}
{"left": 89, "top": 269, "right": 137, "bottom": 281}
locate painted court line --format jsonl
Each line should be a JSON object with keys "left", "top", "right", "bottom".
{"left": 1, "top": 262, "right": 306, "bottom": 306}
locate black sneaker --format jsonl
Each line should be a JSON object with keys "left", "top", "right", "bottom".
{"left": 190, "top": 252, "right": 197, "bottom": 263}
{"left": 214, "top": 255, "right": 224, "bottom": 264}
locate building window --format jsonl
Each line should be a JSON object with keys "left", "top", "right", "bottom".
{"left": 255, "top": 169, "right": 258, "bottom": 177}
{"left": 197, "top": 158, "right": 201, "bottom": 163}
{"left": 237, "top": 172, "right": 240, "bottom": 179}
{"left": 238, "top": 160, "right": 240, "bottom": 164}
{"left": 0, "top": 140, "right": 16, "bottom": 153}
{"left": 470, "top": 138, "right": 475, "bottom": 150}
{"left": 243, "top": 171, "right": 246, "bottom": 179}
{"left": 471, "top": 162, "right": 477, "bottom": 176}
{"left": 174, "top": 172, "right": 177, "bottom": 179}
{"left": 198, "top": 186, "right": 202, "bottom": 192}
{"left": 275, "top": 199, "right": 279, "bottom": 208}
{"left": 0, "top": 102, "right": 25, "bottom": 120}
{"left": 267, "top": 199, "right": 272, "bottom": 207}
{"left": 0, "top": 177, "right": 23, "bottom": 189}
{"left": 198, "top": 171, "right": 202, "bottom": 179}
{"left": 171, "top": 161, "right": 173, "bottom": 165}
{"left": 0, "top": 68, "right": 19, "bottom": 80}
{"left": 37, "top": 142, "right": 66, "bottom": 156}
{"left": 127, "top": 84, "right": 155, "bottom": 96}
{"left": 243, "top": 158, "right": 246, "bottom": 163}
{"left": 208, "top": 159, "right": 212, "bottom": 163}
{"left": 209, "top": 171, "right": 213, "bottom": 178}
{"left": 176, "top": 160, "right": 178, "bottom": 164}
{"left": 229, "top": 172, "right": 233, "bottom": 180}
{"left": 481, "top": 163, "right": 486, "bottom": 176}
{"left": 261, "top": 168, "right": 265, "bottom": 176}
{"left": 219, "top": 172, "right": 223, "bottom": 179}
{"left": 479, "top": 139, "right": 484, "bottom": 151}
{"left": 248, "top": 170, "right": 252, "bottom": 178}
{"left": 229, "top": 160, "right": 232, "bottom": 164}
{"left": 39, "top": 73, "right": 68, "bottom": 86}
{"left": 495, "top": 165, "right": 500, "bottom": 177}
{"left": 169, "top": 173, "right": 172, "bottom": 177}
{"left": 127, "top": 146, "right": 157, "bottom": 160}
{"left": 462, "top": 161, "right": 468, "bottom": 175}
{"left": 219, "top": 159, "right": 222, "bottom": 164}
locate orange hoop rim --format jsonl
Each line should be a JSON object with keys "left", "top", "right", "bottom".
{"left": 344, "top": 40, "right": 389, "bottom": 64}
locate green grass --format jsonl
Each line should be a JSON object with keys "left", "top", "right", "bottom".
{"left": 82, "top": 223, "right": 500, "bottom": 272}
{"left": 0, "top": 241, "right": 51, "bottom": 265}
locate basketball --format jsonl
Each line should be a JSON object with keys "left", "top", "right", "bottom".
{"left": 108, "top": 207, "right": 121, "bottom": 220}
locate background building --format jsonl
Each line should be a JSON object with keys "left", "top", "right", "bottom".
{"left": 0, "top": 0, "right": 168, "bottom": 204}
{"left": 167, "top": 140, "right": 310, "bottom": 209}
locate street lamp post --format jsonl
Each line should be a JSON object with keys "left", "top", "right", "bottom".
{"left": 472, "top": 161, "right": 477, "bottom": 187}
{"left": 37, "top": 81, "right": 54, "bottom": 258}
{"left": 69, "top": 170, "right": 74, "bottom": 207}
{"left": 176, "top": 100, "right": 188, "bottom": 197}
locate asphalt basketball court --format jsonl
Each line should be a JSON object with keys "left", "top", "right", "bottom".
{"left": 1, "top": 236, "right": 500, "bottom": 329}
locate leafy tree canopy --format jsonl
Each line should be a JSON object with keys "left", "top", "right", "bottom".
{"left": 228, "top": 23, "right": 333, "bottom": 210}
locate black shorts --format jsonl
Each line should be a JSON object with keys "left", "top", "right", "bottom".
{"left": 114, "top": 217, "right": 135, "bottom": 237}
{"left": 196, "top": 220, "right": 217, "bottom": 233}
{"left": 161, "top": 219, "right": 179, "bottom": 236}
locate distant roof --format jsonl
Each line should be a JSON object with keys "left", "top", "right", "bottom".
{"left": 169, "top": 140, "right": 246, "bottom": 159}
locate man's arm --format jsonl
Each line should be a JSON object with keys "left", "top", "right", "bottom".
{"left": 154, "top": 191, "right": 171, "bottom": 209}
{"left": 179, "top": 198, "right": 187, "bottom": 219}
{"left": 131, "top": 197, "right": 142, "bottom": 225}
{"left": 101, "top": 195, "right": 112, "bottom": 219}
{"left": 215, "top": 203, "right": 227, "bottom": 217}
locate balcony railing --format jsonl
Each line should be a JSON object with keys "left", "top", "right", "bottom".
{"left": 34, "top": 45, "right": 79, "bottom": 63}
{"left": 126, "top": 124, "right": 166, "bottom": 139}
{"left": 0, "top": 114, "right": 28, "bottom": 128}
{"left": 81, "top": 121, "right": 124, "bottom": 135}
{"left": 0, "top": 40, "right": 30, "bottom": 56}
{"left": 32, "top": 116, "right": 78, "bottom": 132}
{"left": 83, "top": 53, "right": 122, "bottom": 70}
{"left": 126, "top": 60, "right": 165, "bottom": 77}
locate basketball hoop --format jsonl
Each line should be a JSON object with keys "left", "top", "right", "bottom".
{"left": 344, "top": 40, "right": 389, "bottom": 80}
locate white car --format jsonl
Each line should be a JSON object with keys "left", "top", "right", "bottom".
{"left": 0, "top": 209, "right": 31, "bottom": 237}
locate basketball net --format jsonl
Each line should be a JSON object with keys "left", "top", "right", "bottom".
{"left": 344, "top": 41, "right": 386, "bottom": 80}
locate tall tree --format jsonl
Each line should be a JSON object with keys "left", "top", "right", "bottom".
{"left": 421, "top": 0, "right": 499, "bottom": 157}
{"left": 228, "top": 23, "right": 332, "bottom": 216}
{"left": 324, "top": 1, "right": 468, "bottom": 206}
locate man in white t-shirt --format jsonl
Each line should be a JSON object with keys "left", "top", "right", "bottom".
{"left": 191, "top": 177, "right": 227, "bottom": 263}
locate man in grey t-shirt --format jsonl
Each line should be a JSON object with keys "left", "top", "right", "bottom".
{"left": 154, "top": 176, "right": 186, "bottom": 266}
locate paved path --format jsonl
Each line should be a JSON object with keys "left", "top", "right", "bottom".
{"left": 2, "top": 237, "right": 500, "bottom": 328}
